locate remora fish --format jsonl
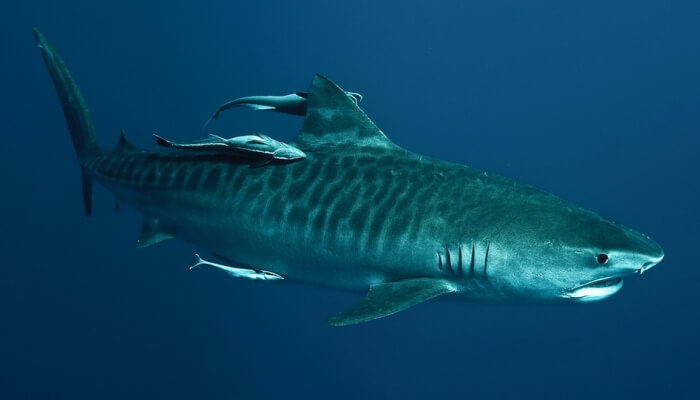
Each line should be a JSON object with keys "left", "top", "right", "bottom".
{"left": 203, "top": 91, "right": 363, "bottom": 127}
{"left": 190, "top": 254, "right": 284, "bottom": 281}
{"left": 153, "top": 133, "right": 306, "bottom": 165}
{"left": 35, "top": 28, "right": 664, "bottom": 326}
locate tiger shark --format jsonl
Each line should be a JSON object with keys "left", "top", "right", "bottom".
{"left": 34, "top": 28, "right": 664, "bottom": 326}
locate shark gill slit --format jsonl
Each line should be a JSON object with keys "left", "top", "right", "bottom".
{"left": 458, "top": 243, "right": 463, "bottom": 275}
{"left": 470, "top": 242, "right": 475, "bottom": 276}
{"left": 484, "top": 242, "right": 491, "bottom": 277}
{"left": 445, "top": 246, "right": 453, "bottom": 273}
{"left": 437, "top": 252, "right": 443, "bottom": 270}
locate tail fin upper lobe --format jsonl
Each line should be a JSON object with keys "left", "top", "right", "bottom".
{"left": 34, "top": 27, "right": 101, "bottom": 215}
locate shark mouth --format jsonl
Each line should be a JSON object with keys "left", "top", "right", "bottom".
{"left": 563, "top": 277, "right": 624, "bottom": 302}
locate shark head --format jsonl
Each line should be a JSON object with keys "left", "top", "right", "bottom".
{"left": 488, "top": 198, "right": 664, "bottom": 303}
{"left": 559, "top": 215, "right": 664, "bottom": 302}
{"left": 555, "top": 216, "right": 664, "bottom": 302}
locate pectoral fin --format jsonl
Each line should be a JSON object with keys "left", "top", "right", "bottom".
{"left": 328, "top": 278, "right": 457, "bottom": 326}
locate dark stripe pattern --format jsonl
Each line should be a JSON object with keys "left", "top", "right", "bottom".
{"left": 83, "top": 144, "right": 494, "bottom": 276}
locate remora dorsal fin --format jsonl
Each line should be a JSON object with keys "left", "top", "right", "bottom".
{"left": 291, "top": 74, "right": 397, "bottom": 150}
{"left": 328, "top": 278, "right": 457, "bottom": 326}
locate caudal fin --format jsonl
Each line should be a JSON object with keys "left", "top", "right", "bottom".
{"left": 34, "top": 27, "right": 101, "bottom": 215}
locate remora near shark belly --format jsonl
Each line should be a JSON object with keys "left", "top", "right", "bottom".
{"left": 34, "top": 27, "right": 664, "bottom": 326}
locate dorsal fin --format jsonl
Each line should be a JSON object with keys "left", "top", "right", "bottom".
{"left": 116, "top": 129, "right": 136, "bottom": 151}
{"left": 291, "top": 74, "right": 397, "bottom": 150}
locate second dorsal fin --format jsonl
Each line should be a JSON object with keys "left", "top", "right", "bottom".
{"left": 116, "top": 130, "right": 136, "bottom": 151}
{"left": 291, "top": 74, "right": 397, "bottom": 150}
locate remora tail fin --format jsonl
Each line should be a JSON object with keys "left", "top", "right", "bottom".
{"left": 34, "top": 27, "right": 102, "bottom": 216}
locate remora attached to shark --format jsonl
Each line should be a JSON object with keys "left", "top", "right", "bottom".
{"left": 34, "top": 28, "right": 664, "bottom": 326}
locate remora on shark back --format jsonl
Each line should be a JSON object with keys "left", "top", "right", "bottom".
{"left": 34, "top": 28, "right": 664, "bottom": 326}
{"left": 203, "top": 91, "right": 363, "bottom": 127}
{"left": 153, "top": 133, "right": 306, "bottom": 166}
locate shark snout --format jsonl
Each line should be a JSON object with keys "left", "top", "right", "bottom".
{"left": 636, "top": 236, "right": 664, "bottom": 274}
{"left": 639, "top": 251, "right": 664, "bottom": 274}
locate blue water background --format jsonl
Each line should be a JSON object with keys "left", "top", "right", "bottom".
{"left": 1, "top": 1, "right": 699, "bottom": 398}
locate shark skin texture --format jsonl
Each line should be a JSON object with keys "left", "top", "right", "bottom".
{"left": 34, "top": 28, "right": 664, "bottom": 326}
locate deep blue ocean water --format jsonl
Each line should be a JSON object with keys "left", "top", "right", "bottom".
{"left": 2, "top": 1, "right": 699, "bottom": 399}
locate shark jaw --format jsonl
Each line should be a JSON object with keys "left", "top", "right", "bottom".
{"left": 563, "top": 277, "right": 624, "bottom": 302}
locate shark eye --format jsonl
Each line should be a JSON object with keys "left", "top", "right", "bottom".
{"left": 597, "top": 254, "right": 609, "bottom": 265}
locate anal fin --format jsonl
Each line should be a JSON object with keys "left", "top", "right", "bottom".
{"left": 328, "top": 278, "right": 457, "bottom": 326}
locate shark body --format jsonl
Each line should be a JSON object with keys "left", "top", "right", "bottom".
{"left": 35, "top": 28, "right": 664, "bottom": 326}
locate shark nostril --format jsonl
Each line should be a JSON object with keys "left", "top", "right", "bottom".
{"left": 641, "top": 260, "right": 659, "bottom": 272}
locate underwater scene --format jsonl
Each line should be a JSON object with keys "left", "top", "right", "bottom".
{"left": 1, "top": 1, "right": 699, "bottom": 399}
